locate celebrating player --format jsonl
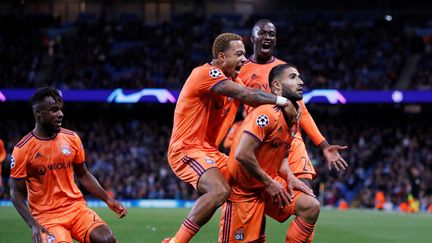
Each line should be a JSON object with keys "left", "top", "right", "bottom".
{"left": 220, "top": 64, "right": 315, "bottom": 242}
{"left": 164, "top": 33, "right": 293, "bottom": 243}
{"left": 237, "top": 19, "right": 349, "bottom": 241}
{"left": 10, "top": 87, "right": 127, "bottom": 243}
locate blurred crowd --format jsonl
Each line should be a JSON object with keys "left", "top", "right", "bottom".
{"left": 0, "top": 13, "right": 430, "bottom": 90}
{"left": 303, "top": 112, "right": 432, "bottom": 212}
{"left": 1, "top": 107, "right": 431, "bottom": 213}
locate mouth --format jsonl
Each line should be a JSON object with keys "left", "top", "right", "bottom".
{"left": 55, "top": 120, "right": 62, "bottom": 127}
{"left": 234, "top": 65, "right": 243, "bottom": 75}
{"left": 262, "top": 42, "right": 271, "bottom": 51}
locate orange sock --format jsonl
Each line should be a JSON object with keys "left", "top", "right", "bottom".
{"left": 286, "top": 217, "right": 315, "bottom": 243}
{"left": 175, "top": 218, "right": 200, "bottom": 243}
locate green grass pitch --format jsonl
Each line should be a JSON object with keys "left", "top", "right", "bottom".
{"left": 1, "top": 207, "right": 431, "bottom": 242}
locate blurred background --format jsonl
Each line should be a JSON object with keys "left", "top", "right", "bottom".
{"left": 0, "top": 0, "right": 431, "bottom": 214}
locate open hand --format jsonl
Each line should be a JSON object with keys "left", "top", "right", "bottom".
{"left": 107, "top": 198, "right": 128, "bottom": 218}
{"left": 323, "top": 145, "right": 348, "bottom": 171}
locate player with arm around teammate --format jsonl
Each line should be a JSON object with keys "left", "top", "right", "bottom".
{"left": 163, "top": 33, "right": 294, "bottom": 243}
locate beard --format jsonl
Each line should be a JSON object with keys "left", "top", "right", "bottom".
{"left": 283, "top": 89, "right": 302, "bottom": 101}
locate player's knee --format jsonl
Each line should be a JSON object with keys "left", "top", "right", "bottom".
{"left": 307, "top": 198, "right": 320, "bottom": 218}
{"left": 302, "top": 197, "right": 320, "bottom": 221}
{"left": 91, "top": 234, "right": 116, "bottom": 243}
{"left": 90, "top": 226, "right": 116, "bottom": 243}
{"left": 212, "top": 184, "right": 230, "bottom": 206}
{"left": 296, "top": 196, "right": 320, "bottom": 223}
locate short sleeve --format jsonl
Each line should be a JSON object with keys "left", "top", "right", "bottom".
{"left": 242, "top": 106, "right": 278, "bottom": 144}
{"left": 195, "top": 66, "right": 229, "bottom": 96}
{"left": 73, "top": 133, "right": 85, "bottom": 164}
{"left": 10, "top": 147, "right": 28, "bottom": 179}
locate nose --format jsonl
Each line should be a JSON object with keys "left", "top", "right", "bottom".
{"left": 299, "top": 78, "right": 304, "bottom": 86}
{"left": 58, "top": 109, "right": 64, "bottom": 118}
{"left": 240, "top": 54, "right": 247, "bottom": 63}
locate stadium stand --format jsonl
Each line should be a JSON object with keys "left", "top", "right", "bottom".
{"left": 0, "top": 13, "right": 429, "bottom": 90}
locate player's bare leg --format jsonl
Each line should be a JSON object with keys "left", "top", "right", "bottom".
{"left": 286, "top": 194, "right": 320, "bottom": 242}
{"left": 90, "top": 225, "right": 116, "bottom": 243}
{"left": 164, "top": 168, "right": 230, "bottom": 243}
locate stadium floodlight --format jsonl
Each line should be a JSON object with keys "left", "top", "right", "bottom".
{"left": 384, "top": 15, "right": 393, "bottom": 21}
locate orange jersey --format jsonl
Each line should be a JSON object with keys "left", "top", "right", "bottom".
{"left": 240, "top": 57, "right": 325, "bottom": 145}
{"left": 10, "top": 128, "right": 86, "bottom": 216}
{"left": 169, "top": 63, "right": 241, "bottom": 153}
{"left": 239, "top": 57, "right": 286, "bottom": 114}
{"left": 228, "top": 104, "right": 300, "bottom": 201}
{"left": 238, "top": 57, "right": 286, "bottom": 92}
{"left": 0, "top": 138, "right": 6, "bottom": 162}
{"left": 222, "top": 120, "right": 243, "bottom": 150}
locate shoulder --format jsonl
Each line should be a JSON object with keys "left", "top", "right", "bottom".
{"left": 249, "top": 105, "right": 281, "bottom": 123}
{"left": 193, "top": 64, "right": 226, "bottom": 80}
{"left": 60, "top": 128, "right": 81, "bottom": 143}
{"left": 15, "top": 132, "right": 35, "bottom": 149}
{"left": 274, "top": 58, "right": 286, "bottom": 65}
{"left": 60, "top": 128, "right": 76, "bottom": 136}
{"left": 13, "top": 132, "right": 36, "bottom": 161}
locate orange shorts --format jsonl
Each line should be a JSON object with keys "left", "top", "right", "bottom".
{"left": 219, "top": 199, "right": 266, "bottom": 243}
{"left": 168, "top": 148, "right": 228, "bottom": 190}
{"left": 219, "top": 176, "right": 308, "bottom": 243}
{"left": 37, "top": 203, "right": 106, "bottom": 243}
{"left": 288, "top": 138, "right": 316, "bottom": 180}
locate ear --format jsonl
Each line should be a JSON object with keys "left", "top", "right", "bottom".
{"left": 272, "top": 80, "right": 282, "bottom": 92}
{"left": 33, "top": 108, "right": 42, "bottom": 120}
{"left": 217, "top": 51, "right": 225, "bottom": 62}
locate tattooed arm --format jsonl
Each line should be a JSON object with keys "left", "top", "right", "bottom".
{"left": 211, "top": 80, "right": 286, "bottom": 107}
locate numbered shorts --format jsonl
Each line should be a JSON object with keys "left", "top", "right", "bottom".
{"left": 218, "top": 190, "right": 304, "bottom": 242}
{"left": 168, "top": 149, "right": 229, "bottom": 190}
{"left": 288, "top": 138, "right": 316, "bottom": 180}
{"left": 37, "top": 204, "right": 107, "bottom": 243}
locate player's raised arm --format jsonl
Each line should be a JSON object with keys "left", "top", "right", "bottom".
{"left": 211, "top": 80, "right": 289, "bottom": 107}
{"left": 319, "top": 140, "right": 349, "bottom": 171}
{"left": 235, "top": 132, "right": 291, "bottom": 208}
{"left": 298, "top": 101, "right": 349, "bottom": 171}
{"left": 73, "top": 163, "right": 128, "bottom": 218}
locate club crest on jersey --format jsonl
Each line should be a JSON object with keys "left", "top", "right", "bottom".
{"left": 205, "top": 158, "right": 215, "bottom": 164}
{"left": 209, "top": 68, "right": 222, "bottom": 78}
{"left": 256, "top": 114, "right": 269, "bottom": 127}
{"left": 62, "top": 147, "right": 71, "bottom": 156}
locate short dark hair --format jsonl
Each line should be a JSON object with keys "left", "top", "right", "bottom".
{"left": 268, "top": 63, "right": 296, "bottom": 87}
{"left": 212, "top": 33, "right": 242, "bottom": 59}
{"left": 252, "top": 19, "right": 273, "bottom": 34}
{"left": 30, "top": 87, "right": 63, "bottom": 109}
